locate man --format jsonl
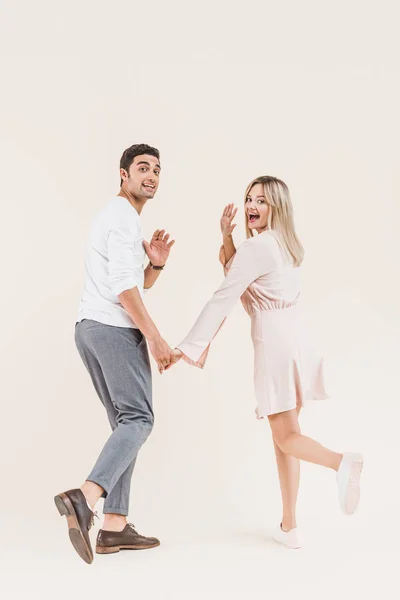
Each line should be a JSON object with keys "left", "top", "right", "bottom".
{"left": 55, "top": 143, "right": 175, "bottom": 564}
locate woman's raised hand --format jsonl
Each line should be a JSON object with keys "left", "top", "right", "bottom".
{"left": 220, "top": 203, "right": 238, "bottom": 237}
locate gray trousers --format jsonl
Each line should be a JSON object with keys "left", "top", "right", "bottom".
{"left": 75, "top": 319, "right": 153, "bottom": 516}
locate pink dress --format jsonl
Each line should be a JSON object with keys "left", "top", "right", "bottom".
{"left": 177, "top": 230, "right": 328, "bottom": 416}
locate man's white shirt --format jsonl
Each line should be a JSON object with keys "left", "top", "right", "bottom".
{"left": 77, "top": 196, "right": 146, "bottom": 328}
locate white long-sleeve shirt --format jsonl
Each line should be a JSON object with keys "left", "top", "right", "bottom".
{"left": 76, "top": 196, "right": 146, "bottom": 328}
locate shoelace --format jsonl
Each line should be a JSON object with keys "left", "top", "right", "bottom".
{"left": 90, "top": 511, "right": 99, "bottom": 528}
{"left": 128, "top": 523, "right": 138, "bottom": 533}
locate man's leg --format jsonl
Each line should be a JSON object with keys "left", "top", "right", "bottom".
{"left": 103, "top": 459, "right": 136, "bottom": 515}
{"left": 75, "top": 320, "right": 153, "bottom": 507}
{"left": 75, "top": 320, "right": 160, "bottom": 554}
{"left": 55, "top": 320, "right": 155, "bottom": 563}
{"left": 74, "top": 334, "right": 138, "bottom": 524}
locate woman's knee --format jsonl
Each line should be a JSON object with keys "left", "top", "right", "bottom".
{"left": 269, "top": 422, "right": 297, "bottom": 453}
{"left": 269, "top": 408, "right": 300, "bottom": 452}
{"left": 272, "top": 432, "right": 290, "bottom": 453}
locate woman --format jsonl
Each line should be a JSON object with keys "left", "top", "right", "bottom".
{"left": 171, "top": 176, "right": 363, "bottom": 549}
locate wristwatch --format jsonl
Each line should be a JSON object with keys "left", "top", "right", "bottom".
{"left": 149, "top": 261, "right": 165, "bottom": 270}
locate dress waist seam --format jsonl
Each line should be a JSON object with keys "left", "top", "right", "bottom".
{"left": 248, "top": 301, "right": 298, "bottom": 317}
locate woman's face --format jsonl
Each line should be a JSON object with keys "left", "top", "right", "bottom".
{"left": 245, "top": 183, "right": 270, "bottom": 232}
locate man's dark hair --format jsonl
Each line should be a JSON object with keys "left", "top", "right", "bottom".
{"left": 119, "top": 143, "right": 160, "bottom": 186}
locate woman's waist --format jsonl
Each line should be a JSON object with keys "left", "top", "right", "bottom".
{"left": 245, "top": 298, "right": 300, "bottom": 317}
{"left": 250, "top": 302, "right": 307, "bottom": 341}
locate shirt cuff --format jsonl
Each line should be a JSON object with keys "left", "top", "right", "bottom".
{"left": 113, "top": 279, "right": 138, "bottom": 297}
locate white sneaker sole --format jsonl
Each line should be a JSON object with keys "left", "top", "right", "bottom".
{"left": 339, "top": 453, "right": 363, "bottom": 515}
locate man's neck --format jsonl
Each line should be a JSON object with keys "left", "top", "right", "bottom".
{"left": 118, "top": 189, "right": 146, "bottom": 215}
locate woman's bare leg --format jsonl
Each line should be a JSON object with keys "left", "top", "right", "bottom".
{"left": 273, "top": 405, "right": 301, "bottom": 531}
{"left": 268, "top": 408, "right": 342, "bottom": 470}
{"left": 268, "top": 407, "right": 363, "bottom": 519}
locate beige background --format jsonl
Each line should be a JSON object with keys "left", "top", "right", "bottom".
{"left": 0, "top": 1, "right": 399, "bottom": 598}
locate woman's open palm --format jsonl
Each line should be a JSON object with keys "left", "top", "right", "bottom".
{"left": 220, "top": 203, "right": 237, "bottom": 237}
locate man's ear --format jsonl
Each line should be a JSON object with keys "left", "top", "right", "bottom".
{"left": 120, "top": 168, "right": 128, "bottom": 181}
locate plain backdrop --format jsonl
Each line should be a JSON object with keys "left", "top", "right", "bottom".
{"left": 0, "top": 1, "right": 399, "bottom": 599}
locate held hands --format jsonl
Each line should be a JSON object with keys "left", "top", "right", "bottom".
{"left": 143, "top": 229, "right": 175, "bottom": 267}
{"left": 163, "top": 349, "right": 183, "bottom": 372}
{"left": 147, "top": 336, "right": 183, "bottom": 374}
{"left": 220, "top": 203, "right": 237, "bottom": 237}
{"left": 147, "top": 336, "right": 173, "bottom": 374}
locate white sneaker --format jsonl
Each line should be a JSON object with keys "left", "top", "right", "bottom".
{"left": 336, "top": 452, "right": 363, "bottom": 515}
{"left": 272, "top": 524, "right": 302, "bottom": 549}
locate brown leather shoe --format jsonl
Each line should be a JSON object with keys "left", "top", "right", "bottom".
{"left": 96, "top": 523, "right": 160, "bottom": 554}
{"left": 54, "top": 488, "right": 95, "bottom": 564}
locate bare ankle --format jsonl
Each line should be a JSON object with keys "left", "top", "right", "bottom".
{"left": 281, "top": 518, "right": 297, "bottom": 532}
{"left": 81, "top": 481, "right": 104, "bottom": 510}
{"left": 332, "top": 453, "right": 343, "bottom": 472}
{"left": 102, "top": 514, "right": 128, "bottom": 532}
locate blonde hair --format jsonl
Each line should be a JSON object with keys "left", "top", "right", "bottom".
{"left": 244, "top": 176, "right": 304, "bottom": 267}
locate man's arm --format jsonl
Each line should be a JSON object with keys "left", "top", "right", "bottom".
{"left": 142, "top": 229, "right": 175, "bottom": 289}
{"left": 144, "top": 263, "right": 163, "bottom": 289}
{"left": 107, "top": 226, "right": 172, "bottom": 372}
{"left": 118, "top": 286, "right": 172, "bottom": 372}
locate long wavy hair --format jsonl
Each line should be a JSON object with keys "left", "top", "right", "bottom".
{"left": 244, "top": 176, "right": 304, "bottom": 267}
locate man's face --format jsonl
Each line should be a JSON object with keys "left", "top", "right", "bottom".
{"left": 120, "top": 154, "right": 161, "bottom": 199}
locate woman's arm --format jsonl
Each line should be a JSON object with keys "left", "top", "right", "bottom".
{"left": 219, "top": 204, "right": 237, "bottom": 265}
{"left": 177, "top": 238, "right": 272, "bottom": 366}
{"left": 221, "top": 234, "right": 236, "bottom": 265}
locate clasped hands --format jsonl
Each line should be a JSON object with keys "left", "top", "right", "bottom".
{"left": 147, "top": 338, "right": 182, "bottom": 374}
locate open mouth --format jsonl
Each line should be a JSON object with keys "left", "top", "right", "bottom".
{"left": 248, "top": 214, "right": 260, "bottom": 223}
{"left": 143, "top": 183, "right": 155, "bottom": 191}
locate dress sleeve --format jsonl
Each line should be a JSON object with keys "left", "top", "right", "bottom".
{"left": 177, "top": 239, "right": 272, "bottom": 368}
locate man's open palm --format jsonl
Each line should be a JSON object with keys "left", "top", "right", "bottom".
{"left": 143, "top": 229, "right": 175, "bottom": 266}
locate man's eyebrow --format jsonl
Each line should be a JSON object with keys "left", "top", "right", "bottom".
{"left": 136, "top": 161, "right": 161, "bottom": 170}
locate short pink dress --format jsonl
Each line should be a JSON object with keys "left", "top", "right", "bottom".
{"left": 177, "top": 230, "right": 328, "bottom": 416}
